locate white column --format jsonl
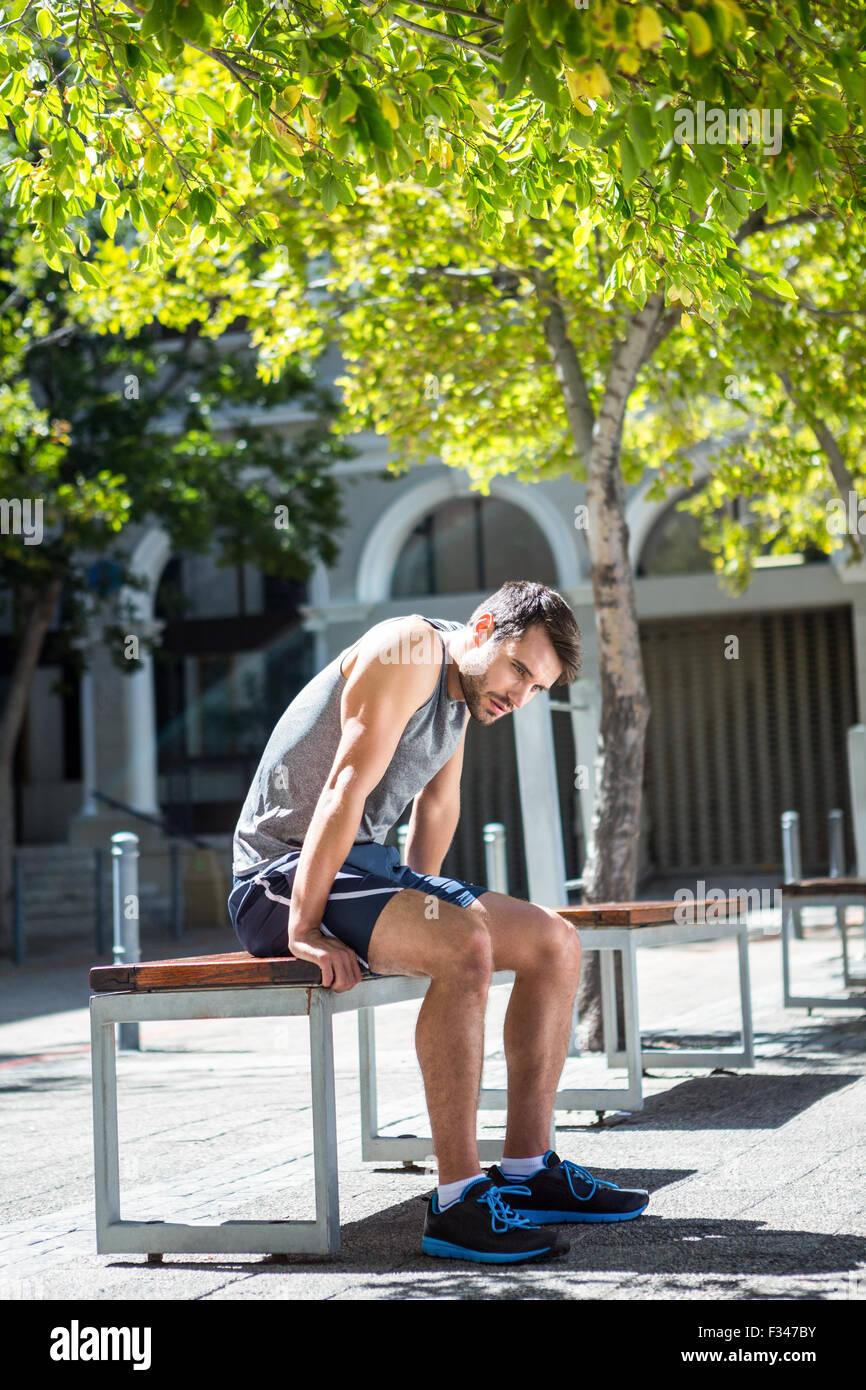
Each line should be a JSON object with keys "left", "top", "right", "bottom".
{"left": 847, "top": 725, "right": 866, "bottom": 877}
{"left": 123, "top": 622, "right": 163, "bottom": 814}
{"left": 569, "top": 676, "right": 601, "bottom": 859}
{"left": 513, "top": 691, "right": 568, "bottom": 907}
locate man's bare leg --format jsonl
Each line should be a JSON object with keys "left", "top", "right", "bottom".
{"left": 364, "top": 889, "right": 494, "bottom": 1184}
{"left": 466, "top": 892, "right": 582, "bottom": 1158}
{"left": 365, "top": 888, "right": 493, "bottom": 1185}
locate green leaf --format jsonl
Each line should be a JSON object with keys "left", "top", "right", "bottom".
{"left": 336, "top": 84, "right": 359, "bottom": 121}
{"left": 334, "top": 177, "right": 355, "bottom": 206}
{"left": 189, "top": 188, "right": 216, "bottom": 224}
{"left": 620, "top": 135, "right": 640, "bottom": 189}
{"left": 250, "top": 132, "right": 270, "bottom": 174}
{"left": 527, "top": 0, "right": 557, "bottom": 44}
{"left": 364, "top": 102, "right": 394, "bottom": 152}
{"left": 810, "top": 96, "right": 848, "bottom": 134}
{"left": 100, "top": 200, "right": 117, "bottom": 237}
{"left": 36, "top": 8, "right": 52, "bottom": 39}
{"left": 528, "top": 61, "right": 561, "bottom": 105}
{"left": 173, "top": 1, "right": 206, "bottom": 41}
{"left": 562, "top": 10, "right": 588, "bottom": 59}
{"left": 762, "top": 273, "right": 798, "bottom": 301}
{"left": 627, "top": 102, "right": 654, "bottom": 165}
{"left": 682, "top": 11, "right": 713, "bottom": 56}
{"left": 196, "top": 93, "right": 224, "bottom": 124}
{"left": 499, "top": 42, "right": 526, "bottom": 83}
{"left": 321, "top": 173, "right": 339, "bottom": 214}
{"left": 683, "top": 158, "right": 709, "bottom": 208}
{"left": 503, "top": 0, "right": 529, "bottom": 42}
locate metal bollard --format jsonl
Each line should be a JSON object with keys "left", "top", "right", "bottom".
{"left": 483, "top": 823, "right": 509, "bottom": 895}
{"left": 397, "top": 823, "right": 409, "bottom": 863}
{"left": 170, "top": 842, "right": 184, "bottom": 940}
{"left": 828, "top": 809, "right": 845, "bottom": 878}
{"left": 112, "top": 832, "right": 140, "bottom": 1051}
{"left": 781, "top": 810, "right": 804, "bottom": 939}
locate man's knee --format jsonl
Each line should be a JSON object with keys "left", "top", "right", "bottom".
{"left": 534, "top": 908, "right": 582, "bottom": 980}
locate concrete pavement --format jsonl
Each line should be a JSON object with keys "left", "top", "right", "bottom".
{"left": 1, "top": 917, "right": 864, "bottom": 1302}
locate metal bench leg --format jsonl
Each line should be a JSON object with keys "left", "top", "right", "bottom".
{"left": 839, "top": 906, "right": 853, "bottom": 987}
{"left": 782, "top": 902, "right": 795, "bottom": 1007}
{"left": 600, "top": 948, "right": 622, "bottom": 1067}
{"left": 309, "top": 991, "right": 340, "bottom": 1253}
{"left": 622, "top": 940, "right": 643, "bottom": 1107}
{"left": 737, "top": 924, "right": 754, "bottom": 1065}
{"left": 91, "top": 1008, "right": 121, "bottom": 1252}
{"left": 358, "top": 1008, "right": 379, "bottom": 1162}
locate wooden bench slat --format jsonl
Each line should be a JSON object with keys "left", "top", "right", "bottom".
{"left": 781, "top": 879, "right": 866, "bottom": 896}
{"left": 558, "top": 899, "right": 745, "bottom": 927}
{"left": 90, "top": 899, "right": 749, "bottom": 992}
{"left": 90, "top": 952, "right": 321, "bottom": 992}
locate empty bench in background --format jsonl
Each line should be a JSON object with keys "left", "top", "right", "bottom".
{"left": 554, "top": 898, "right": 755, "bottom": 1115}
{"left": 780, "top": 878, "right": 866, "bottom": 1010}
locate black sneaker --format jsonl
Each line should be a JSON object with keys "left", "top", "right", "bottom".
{"left": 421, "top": 1176, "right": 570, "bottom": 1263}
{"left": 487, "top": 1152, "right": 649, "bottom": 1224}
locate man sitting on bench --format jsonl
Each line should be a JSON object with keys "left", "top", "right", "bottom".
{"left": 229, "top": 579, "right": 648, "bottom": 1263}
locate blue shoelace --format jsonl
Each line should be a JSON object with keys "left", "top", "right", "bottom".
{"left": 477, "top": 1184, "right": 535, "bottom": 1230}
{"left": 560, "top": 1160, "right": 622, "bottom": 1202}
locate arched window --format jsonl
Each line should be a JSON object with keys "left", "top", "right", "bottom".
{"left": 637, "top": 492, "right": 830, "bottom": 578}
{"left": 391, "top": 496, "right": 558, "bottom": 597}
{"left": 637, "top": 501, "right": 715, "bottom": 577}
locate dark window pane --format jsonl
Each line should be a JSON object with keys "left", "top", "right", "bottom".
{"left": 392, "top": 497, "right": 557, "bottom": 596}
{"left": 481, "top": 499, "right": 557, "bottom": 588}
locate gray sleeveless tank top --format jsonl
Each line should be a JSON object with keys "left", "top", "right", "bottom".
{"left": 232, "top": 615, "right": 468, "bottom": 876}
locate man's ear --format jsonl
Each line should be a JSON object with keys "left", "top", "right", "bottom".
{"left": 473, "top": 612, "right": 495, "bottom": 645}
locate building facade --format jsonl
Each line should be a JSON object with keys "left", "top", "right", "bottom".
{"left": 7, "top": 386, "right": 862, "bottom": 936}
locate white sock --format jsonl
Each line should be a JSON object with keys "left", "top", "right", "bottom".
{"left": 437, "top": 1172, "right": 484, "bottom": 1211}
{"left": 501, "top": 1153, "right": 546, "bottom": 1179}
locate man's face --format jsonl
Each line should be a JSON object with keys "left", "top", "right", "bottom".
{"left": 456, "top": 618, "right": 563, "bottom": 725}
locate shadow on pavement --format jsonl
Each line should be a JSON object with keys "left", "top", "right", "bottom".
{"left": 103, "top": 1191, "right": 866, "bottom": 1300}
{"left": 617, "top": 1071, "right": 861, "bottom": 1130}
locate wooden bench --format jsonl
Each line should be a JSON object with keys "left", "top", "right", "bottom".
{"left": 89, "top": 899, "right": 753, "bottom": 1257}
{"left": 89, "top": 954, "right": 524, "bottom": 1257}
{"left": 780, "top": 878, "right": 866, "bottom": 1010}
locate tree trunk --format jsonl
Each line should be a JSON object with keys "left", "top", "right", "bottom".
{"left": 535, "top": 280, "right": 664, "bottom": 1046}
{"left": 577, "top": 302, "right": 661, "bottom": 1046}
{"left": 0, "top": 578, "right": 63, "bottom": 954}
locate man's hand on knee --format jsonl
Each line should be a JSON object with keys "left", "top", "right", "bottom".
{"left": 289, "top": 923, "right": 363, "bottom": 992}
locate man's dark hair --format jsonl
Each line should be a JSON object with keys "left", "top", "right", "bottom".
{"left": 468, "top": 580, "right": 581, "bottom": 687}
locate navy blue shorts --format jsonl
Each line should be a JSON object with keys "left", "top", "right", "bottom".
{"left": 228, "top": 842, "right": 488, "bottom": 969}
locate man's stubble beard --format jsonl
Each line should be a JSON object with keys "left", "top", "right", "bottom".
{"left": 456, "top": 641, "right": 501, "bottom": 725}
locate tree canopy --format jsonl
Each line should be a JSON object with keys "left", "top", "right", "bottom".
{"left": 1, "top": 0, "right": 863, "bottom": 317}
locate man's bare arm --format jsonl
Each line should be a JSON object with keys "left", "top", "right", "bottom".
{"left": 405, "top": 722, "right": 467, "bottom": 877}
{"left": 287, "top": 620, "right": 440, "bottom": 992}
